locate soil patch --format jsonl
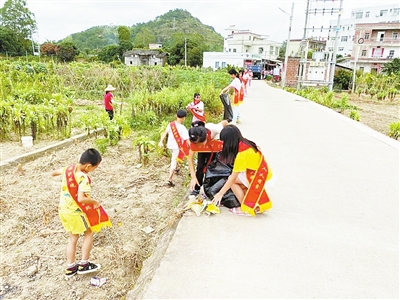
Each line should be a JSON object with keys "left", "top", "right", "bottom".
{"left": 0, "top": 137, "right": 189, "bottom": 300}
{"left": 344, "top": 96, "right": 399, "bottom": 136}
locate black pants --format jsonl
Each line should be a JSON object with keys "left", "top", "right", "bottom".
{"left": 106, "top": 109, "right": 114, "bottom": 120}
{"left": 194, "top": 152, "right": 215, "bottom": 192}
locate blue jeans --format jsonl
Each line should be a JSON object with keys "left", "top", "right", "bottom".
{"left": 232, "top": 106, "right": 240, "bottom": 122}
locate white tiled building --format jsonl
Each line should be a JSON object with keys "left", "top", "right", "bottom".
{"left": 203, "top": 26, "right": 281, "bottom": 71}
{"left": 327, "top": 4, "right": 400, "bottom": 57}
{"left": 351, "top": 22, "right": 400, "bottom": 73}
{"left": 223, "top": 26, "right": 281, "bottom": 61}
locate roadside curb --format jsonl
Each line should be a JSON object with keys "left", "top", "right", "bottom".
{"left": 0, "top": 130, "right": 102, "bottom": 171}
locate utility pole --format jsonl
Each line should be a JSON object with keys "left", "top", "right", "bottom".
{"left": 351, "top": 38, "right": 359, "bottom": 94}
{"left": 184, "top": 38, "right": 187, "bottom": 67}
{"left": 280, "top": 3, "right": 294, "bottom": 88}
{"left": 297, "top": 0, "right": 310, "bottom": 90}
{"left": 328, "top": 0, "right": 344, "bottom": 91}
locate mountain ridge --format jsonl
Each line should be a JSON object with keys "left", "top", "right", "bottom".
{"left": 63, "top": 9, "right": 223, "bottom": 52}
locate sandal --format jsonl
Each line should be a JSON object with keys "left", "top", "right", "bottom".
{"left": 229, "top": 207, "right": 250, "bottom": 216}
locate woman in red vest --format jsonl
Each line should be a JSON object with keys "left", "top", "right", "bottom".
{"left": 211, "top": 125, "right": 274, "bottom": 216}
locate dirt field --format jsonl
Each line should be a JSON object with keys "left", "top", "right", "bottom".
{"left": 344, "top": 96, "right": 399, "bottom": 137}
{"left": 0, "top": 138, "right": 189, "bottom": 300}
{"left": 0, "top": 93, "right": 398, "bottom": 300}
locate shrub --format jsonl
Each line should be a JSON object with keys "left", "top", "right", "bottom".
{"left": 369, "top": 88, "right": 378, "bottom": 99}
{"left": 349, "top": 110, "right": 360, "bottom": 121}
{"left": 376, "top": 92, "right": 387, "bottom": 101}
{"left": 387, "top": 88, "right": 398, "bottom": 101}
{"left": 388, "top": 122, "right": 400, "bottom": 140}
{"left": 334, "top": 69, "right": 352, "bottom": 90}
{"left": 95, "top": 138, "right": 110, "bottom": 154}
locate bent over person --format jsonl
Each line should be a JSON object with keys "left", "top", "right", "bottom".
{"left": 211, "top": 125, "right": 275, "bottom": 216}
{"left": 188, "top": 120, "right": 228, "bottom": 196}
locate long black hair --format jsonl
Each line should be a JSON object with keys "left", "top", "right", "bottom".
{"left": 189, "top": 126, "right": 207, "bottom": 143}
{"left": 219, "top": 125, "right": 258, "bottom": 164}
{"left": 229, "top": 68, "right": 241, "bottom": 83}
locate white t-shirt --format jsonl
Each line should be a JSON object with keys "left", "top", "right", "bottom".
{"left": 166, "top": 121, "right": 189, "bottom": 150}
{"left": 229, "top": 77, "right": 242, "bottom": 92}
{"left": 205, "top": 122, "right": 224, "bottom": 140}
{"left": 187, "top": 101, "right": 205, "bottom": 123}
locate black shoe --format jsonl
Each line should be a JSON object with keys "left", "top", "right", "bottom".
{"left": 65, "top": 264, "right": 78, "bottom": 278}
{"left": 77, "top": 262, "right": 101, "bottom": 275}
{"left": 167, "top": 180, "right": 175, "bottom": 187}
{"left": 190, "top": 190, "right": 199, "bottom": 196}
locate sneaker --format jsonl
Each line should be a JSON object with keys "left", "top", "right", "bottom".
{"left": 77, "top": 262, "right": 101, "bottom": 275}
{"left": 65, "top": 264, "right": 78, "bottom": 278}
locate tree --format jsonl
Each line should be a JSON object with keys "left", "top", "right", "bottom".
{"left": 164, "top": 32, "right": 206, "bottom": 66}
{"left": 40, "top": 42, "right": 57, "bottom": 56}
{"left": 0, "top": 26, "right": 19, "bottom": 55}
{"left": 55, "top": 41, "right": 79, "bottom": 62}
{"left": 98, "top": 44, "right": 120, "bottom": 63}
{"left": 278, "top": 41, "right": 287, "bottom": 60}
{"left": 133, "top": 28, "right": 156, "bottom": 49}
{"left": 334, "top": 69, "right": 352, "bottom": 90}
{"left": 0, "top": 0, "right": 36, "bottom": 40}
{"left": 116, "top": 26, "right": 133, "bottom": 56}
{"left": 117, "top": 26, "right": 131, "bottom": 44}
{"left": 382, "top": 58, "right": 400, "bottom": 75}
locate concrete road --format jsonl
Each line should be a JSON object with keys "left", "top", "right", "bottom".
{"left": 129, "top": 80, "right": 399, "bottom": 299}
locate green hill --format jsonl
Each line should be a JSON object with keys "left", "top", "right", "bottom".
{"left": 65, "top": 9, "right": 223, "bottom": 52}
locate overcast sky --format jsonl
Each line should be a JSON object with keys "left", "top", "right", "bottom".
{"left": 1, "top": 0, "right": 398, "bottom": 44}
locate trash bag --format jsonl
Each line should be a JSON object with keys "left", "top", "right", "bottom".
{"left": 219, "top": 94, "right": 233, "bottom": 122}
{"left": 203, "top": 153, "right": 240, "bottom": 208}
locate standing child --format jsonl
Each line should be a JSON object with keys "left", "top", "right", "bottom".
{"left": 220, "top": 69, "right": 243, "bottom": 125}
{"left": 186, "top": 93, "right": 205, "bottom": 124}
{"left": 158, "top": 109, "right": 190, "bottom": 187}
{"left": 104, "top": 84, "right": 116, "bottom": 120}
{"left": 52, "top": 148, "right": 112, "bottom": 278}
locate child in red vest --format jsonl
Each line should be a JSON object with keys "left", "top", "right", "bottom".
{"left": 52, "top": 148, "right": 111, "bottom": 278}
{"left": 158, "top": 109, "right": 190, "bottom": 187}
{"left": 186, "top": 93, "right": 205, "bottom": 124}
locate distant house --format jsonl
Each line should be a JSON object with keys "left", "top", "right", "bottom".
{"left": 123, "top": 50, "right": 169, "bottom": 66}
{"left": 350, "top": 22, "right": 400, "bottom": 73}
{"left": 287, "top": 39, "right": 327, "bottom": 58}
{"left": 149, "top": 43, "right": 163, "bottom": 49}
{"left": 223, "top": 26, "right": 281, "bottom": 61}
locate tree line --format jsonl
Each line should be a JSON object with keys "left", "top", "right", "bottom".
{"left": 0, "top": 0, "right": 223, "bottom": 66}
